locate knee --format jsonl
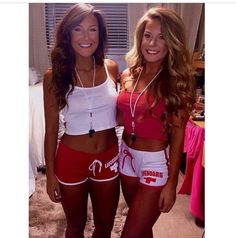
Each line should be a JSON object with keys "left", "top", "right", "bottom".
{"left": 93, "top": 207, "right": 117, "bottom": 232}
{"left": 66, "top": 219, "right": 86, "bottom": 238}
{"left": 92, "top": 228, "right": 112, "bottom": 238}
{"left": 93, "top": 217, "right": 114, "bottom": 238}
{"left": 65, "top": 225, "right": 84, "bottom": 238}
{"left": 121, "top": 225, "right": 153, "bottom": 238}
{"left": 94, "top": 218, "right": 114, "bottom": 232}
{"left": 121, "top": 230, "right": 152, "bottom": 238}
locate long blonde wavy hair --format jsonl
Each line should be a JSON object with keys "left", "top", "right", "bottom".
{"left": 126, "top": 7, "right": 196, "bottom": 130}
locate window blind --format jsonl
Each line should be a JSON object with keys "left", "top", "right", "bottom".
{"left": 45, "top": 3, "right": 129, "bottom": 59}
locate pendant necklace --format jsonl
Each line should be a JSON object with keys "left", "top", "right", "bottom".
{"left": 129, "top": 67, "right": 163, "bottom": 142}
{"left": 75, "top": 57, "right": 96, "bottom": 138}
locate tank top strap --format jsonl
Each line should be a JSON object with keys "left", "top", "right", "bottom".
{"left": 104, "top": 60, "right": 118, "bottom": 91}
{"left": 104, "top": 61, "right": 110, "bottom": 79}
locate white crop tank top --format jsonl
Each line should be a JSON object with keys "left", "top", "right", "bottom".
{"left": 61, "top": 63, "right": 118, "bottom": 135}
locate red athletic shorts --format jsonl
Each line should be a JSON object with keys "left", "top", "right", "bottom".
{"left": 55, "top": 142, "right": 119, "bottom": 185}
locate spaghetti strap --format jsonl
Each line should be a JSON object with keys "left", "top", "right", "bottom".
{"left": 104, "top": 62, "right": 110, "bottom": 79}
{"left": 104, "top": 60, "right": 118, "bottom": 91}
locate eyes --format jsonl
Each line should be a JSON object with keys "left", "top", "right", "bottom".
{"left": 143, "top": 31, "right": 164, "bottom": 41}
{"left": 73, "top": 26, "right": 98, "bottom": 33}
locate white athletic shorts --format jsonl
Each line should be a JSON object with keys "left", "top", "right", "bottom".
{"left": 119, "top": 140, "right": 169, "bottom": 188}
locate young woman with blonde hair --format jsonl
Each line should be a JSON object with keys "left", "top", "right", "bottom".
{"left": 117, "top": 7, "right": 196, "bottom": 238}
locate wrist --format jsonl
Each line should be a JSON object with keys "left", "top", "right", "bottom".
{"left": 166, "top": 176, "right": 178, "bottom": 188}
{"left": 46, "top": 170, "right": 55, "bottom": 178}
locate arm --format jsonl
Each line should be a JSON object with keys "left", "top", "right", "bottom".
{"left": 158, "top": 109, "right": 189, "bottom": 212}
{"left": 43, "top": 69, "right": 61, "bottom": 203}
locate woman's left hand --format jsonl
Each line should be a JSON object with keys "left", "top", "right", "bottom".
{"left": 158, "top": 182, "right": 176, "bottom": 213}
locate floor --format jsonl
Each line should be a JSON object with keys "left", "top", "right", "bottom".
{"left": 30, "top": 126, "right": 205, "bottom": 237}
{"left": 152, "top": 173, "right": 204, "bottom": 238}
{"left": 30, "top": 170, "right": 204, "bottom": 238}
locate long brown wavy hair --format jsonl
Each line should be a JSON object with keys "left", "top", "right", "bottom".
{"left": 50, "top": 3, "right": 107, "bottom": 110}
{"left": 126, "top": 7, "right": 196, "bottom": 130}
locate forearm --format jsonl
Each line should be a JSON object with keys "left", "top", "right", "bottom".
{"left": 167, "top": 124, "right": 186, "bottom": 188}
{"left": 43, "top": 70, "right": 60, "bottom": 178}
{"left": 168, "top": 134, "right": 183, "bottom": 187}
{"left": 159, "top": 126, "right": 186, "bottom": 213}
{"left": 44, "top": 126, "right": 59, "bottom": 178}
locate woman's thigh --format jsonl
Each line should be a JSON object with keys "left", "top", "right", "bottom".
{"left": 59, "top": 181, "right": 89, "bottom": 224}
{"left": 121, "top": 184, "right": 162, "bottom": 238}
{"left": 120, "top": 174, "right": 139, "bottom": 207}
{"left": 89, "top": 177, "right": 120, "bottom": 227}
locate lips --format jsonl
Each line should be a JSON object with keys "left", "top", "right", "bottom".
{"left": 146, "top": 49, "right": 159, "bottom": 55}
{"left": 79, "top": 43, "right": 92, "bottom": 48}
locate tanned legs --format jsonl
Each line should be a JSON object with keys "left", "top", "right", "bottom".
{"left": 120, "top": 175, "right": 162, "bottom": 238}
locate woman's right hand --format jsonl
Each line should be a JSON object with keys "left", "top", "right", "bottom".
{"left": 46, "top": 174, "right": 62, "bottom": 203}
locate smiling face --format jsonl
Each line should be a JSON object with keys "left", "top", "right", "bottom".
{"left": 141, "top": 18, "right": 168, "bottom": 64}
{"left": 71, "top": 13, "right": 99, "bottom": 58}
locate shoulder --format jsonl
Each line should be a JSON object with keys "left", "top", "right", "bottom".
{"left": 120, "top": 68, "right": 132, "bottom": 83}
{"left": 105, "top": 58, "right": 118, "bottom": 69}
{"left": 43, "top": 68, "right": 53, "bottom": 90}
{"left": 171, "top": 109, "right": 189, "bottom": 128}
{"left": 104, "top": 58, "right": 119, "bottom": 81}
{"left": 105, "top": 58, "right": 119, "bottom": 74}
{"left": 119, "top": 68, "right": 133, "bottom": 91}
{"left": 43, "top": 68, "right": 52, "bottom": 80}
{"left": 121, "top": 68, "right": 131, "bottom": 78}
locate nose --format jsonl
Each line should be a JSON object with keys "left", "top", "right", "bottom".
{"left": 79, "top": 29, "right": 90, "bottom": 40}
{"left": 83, "top": 30, "right": 89, "bottom": 40}
{"left": 149, "top": 37, "right": 157, "bottom": 46}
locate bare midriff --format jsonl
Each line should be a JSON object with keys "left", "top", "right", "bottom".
{"left": 123, "top": 131, "right": 168, "bottom": 152}
{"left": 60, "top": 128, "right": 118, "bottom": 154}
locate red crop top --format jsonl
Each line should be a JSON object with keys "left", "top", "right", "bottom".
{"left": 117, "top": 90, "right": 168, "bottom": 141}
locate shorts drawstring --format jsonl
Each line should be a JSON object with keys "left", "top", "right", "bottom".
{"left": 122, "top": 149, "right": 135, "bottom": 172}
{"left": 89, "top": 160, "right": 102, "bottom": 177}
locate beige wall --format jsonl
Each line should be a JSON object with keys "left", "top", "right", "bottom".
{"left": 129, "top": 3, "right": 204, "bottom": 54}
{"left": 29, "top": 3, "right": 204, "bottom": 74}
{"left": 29, "top": 3, "right": 49, "bottom": 76}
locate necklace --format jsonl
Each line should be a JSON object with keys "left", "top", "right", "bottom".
{"left": 74, "top": 57, "right": 96, "bottom": 138}
{"left": 75, "top": 57, "right": 96, "bottom": 88}
{"left": 129, "top": 67, "right": 163, "bottom": 142}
